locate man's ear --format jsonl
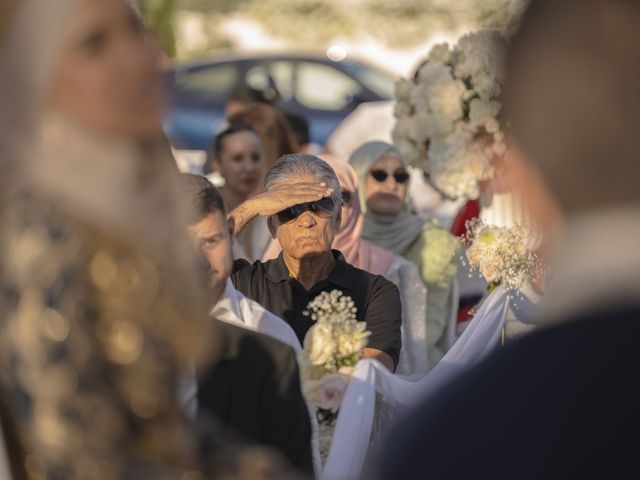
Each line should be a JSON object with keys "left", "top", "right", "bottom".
{"left": 267, "top": 216, "right": 278, "bottom": 239}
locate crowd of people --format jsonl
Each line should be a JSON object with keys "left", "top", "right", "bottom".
{"left": 1, "top": 0, "right": 640, "bottom": 479}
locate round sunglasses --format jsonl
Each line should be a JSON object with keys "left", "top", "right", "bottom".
{"left": 369, "top": 169, "right": 410, "bottom": 184}
{"left": 276, "top": 197, "right": 337, "bottom": 224}
{"left": 340, "top": 190, "right": 353, "bottom": 205}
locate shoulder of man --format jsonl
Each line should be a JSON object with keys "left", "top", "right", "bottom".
{"left": 230, "top": 257, "right": 275, "bottom": 285}
{"left": 342, "top": 257, "right": 401, "bottom": 299}
{"left": 382, "top": 306, "right": 640, "bottom": 478}
{"left": 215, "top": 319, "right": 297, "bottom": 374}
{"left": 237, "top": 293, "right": 302, "bottom": 353}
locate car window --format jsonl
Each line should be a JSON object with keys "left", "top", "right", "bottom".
{"left": 176, "top": 64, "right": 239, "bottom": 101}
{"left": 353, "top": 66, "right": 396, "bottom": 99}
{"left": 245, "top": 61, "right": 294, "bottom": 102}
{"left": 296, "top": 62, "right": 362, "bottom": 111}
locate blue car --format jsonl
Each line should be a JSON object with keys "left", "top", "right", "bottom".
{"left": 164, "top": 53, "right": 397, "bottom": 151}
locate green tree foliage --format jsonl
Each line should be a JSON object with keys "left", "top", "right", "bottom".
{"left": 138, "top": 0, "right": 177, "bottom": 57}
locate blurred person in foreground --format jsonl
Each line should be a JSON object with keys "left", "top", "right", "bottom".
{"left": 230, "top": 154, "right": 403, "bottom": 373}
{"left": 203, "top": 123, "right": 273, "bottom": 262}
{"left": 382, "top": 0, "right": 640, "bottom": 478}
{"left": 178, "top": 174, "right": 314, "bottom": 474}
{"left": 349, "top": 142, "right": 459, "bottom": 369}
{"left": 0, "top": 0, "right": 298, "bottom": 478}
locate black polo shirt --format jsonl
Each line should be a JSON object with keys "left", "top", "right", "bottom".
{"left": 231, "top": 250, "right": 402, "bottom": 368}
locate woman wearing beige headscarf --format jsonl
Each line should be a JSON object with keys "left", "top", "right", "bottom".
{"left": 349, "top": 141, "right": 460, "bottom": 368}
{"left": 0, "top": 1, "right": 295, "bottom": 479}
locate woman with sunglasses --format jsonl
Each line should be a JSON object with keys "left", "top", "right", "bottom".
{"left": 349, "top": 141, "right": 459, "bottom": 369}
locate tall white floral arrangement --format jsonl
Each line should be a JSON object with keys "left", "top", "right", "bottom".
{"left": 393, "top": 29, "right": 507, "bottom": 200}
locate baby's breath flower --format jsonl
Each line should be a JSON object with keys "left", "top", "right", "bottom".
{"left": 464, "top": 219, "right": 545, "bottom": 293}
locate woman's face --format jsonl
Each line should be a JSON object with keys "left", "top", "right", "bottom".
{"left": 365, "top": 154, "right": 409, "bottom": 215}
{"left": 215, "top": 131, "right": 266, "bottom": 198}
{"left": 48, "top": 0, "right": 164, "bottom": 138}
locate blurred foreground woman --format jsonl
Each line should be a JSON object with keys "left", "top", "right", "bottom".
{"left": 0, "top": 1, "right": 295, "bottom": 478}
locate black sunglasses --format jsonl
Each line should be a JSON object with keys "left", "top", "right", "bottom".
{"left": 370, "top": 169, "right": 410, "bottom": 184}
{"left": 276, "top": 197, "right": 337, "bottom": 224}
{"left": 340, "top": 191, "right": 353, "bottom": 205}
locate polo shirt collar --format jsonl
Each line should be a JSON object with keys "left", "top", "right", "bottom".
{"left": 265, "top": 249, "right": 357, "bottom": 289}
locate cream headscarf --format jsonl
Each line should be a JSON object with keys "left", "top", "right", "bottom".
{"left": 349, "top": 141, "right": 425, "bottom": 255}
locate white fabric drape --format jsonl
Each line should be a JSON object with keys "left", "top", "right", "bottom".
{"left": 322, "top": 286, "right": 510, "bottom": 480}
{"left": 385, "top": 256, "right": 429, "bottom": 376}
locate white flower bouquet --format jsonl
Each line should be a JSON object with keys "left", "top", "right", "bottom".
{"left": 420, "top": 220, "right": 461, "bottom": 288}
{"left": 299, "top": 290, "right": 370, "bottom": 423}
{"left": 393, "top": 29, "right": 507, "bottom": 200}
{"left": 463, "top": 219, "right": 544, "bottom": 292}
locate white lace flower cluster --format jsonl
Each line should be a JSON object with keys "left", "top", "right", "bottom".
{"left": 463, "top": 219, "right": 544, "bottom": 292}
{"left": 393, "top": 29, "right": 507, "bottom": 200}
{"left": 299, "top": 290, "right": 370, "bottom": 415}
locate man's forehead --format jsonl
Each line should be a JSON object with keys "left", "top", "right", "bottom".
{"left": 271, "top": 173, "right": 319, "bottom": 187}
{"left": 189, "top": 211, "right": 227, "bottom": 235}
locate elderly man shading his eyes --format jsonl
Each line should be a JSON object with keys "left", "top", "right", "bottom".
{"left": 230, "top": 154, "right": 402, "bottom": 372}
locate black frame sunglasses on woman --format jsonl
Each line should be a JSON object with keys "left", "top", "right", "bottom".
{"left": 369, "top": 169, "right": 410, "bottom": 184}
{"left": 276, "top": 197, "right": 337, "bottom": 224}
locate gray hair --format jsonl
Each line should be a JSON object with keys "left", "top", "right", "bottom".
{"left": 264, "top": 153, "right": 342, "bottom": 209}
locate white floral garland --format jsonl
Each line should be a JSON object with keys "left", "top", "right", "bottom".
{"left": 393, "top": 29, "right": 507, "bottom": 200}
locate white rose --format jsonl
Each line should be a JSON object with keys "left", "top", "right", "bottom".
{"left": 424, "top": 113, "right": 455, "bottom": 137}
{"left": 394, "top": 78, "right": 413, "bottom": 101}
{"left": 427, "top": 80, "right": 465, "bottom": 120}
{"left": 485, "top": 118, "right": 500, "bottom": 134}
{"left": 481, "top": 258, "right": 501, "bottom": 283}
{"left": 408, "top": 117, "right": 429, "bottom": 144}
{"left": 417, "top": 61, "right": 453, "bottom": 85}
{"left": 394, "top": 101, "right": 412, "bottom": 118}
{"left": 468, "top": 99, "right": 501, "bottom": 129}
{"left": 304, "top": 323, "right": 336, "bottom": 366}
{"left": 453, "top": 63, "right": 467, "bottom": 79}
{"left": 409, "top": 84, "right": 429, "bottom": 112}
{"left": 393, "top": 115, "right": 414, "bottom": 142}
{"left": 412, "top": 93, "right": 431, "bottom": 116}
{"left": 428, "top": 43, "right": 452, "bottom": 64}
{"left": 473, "top": 72, "right": 501, "bottom": 100}
{"left": 460, "top": 52, "right": 487, "bottom": 78}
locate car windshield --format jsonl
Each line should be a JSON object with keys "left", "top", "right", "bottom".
{"left": 341, "top": 62, "right": 396, "bottom": 100}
